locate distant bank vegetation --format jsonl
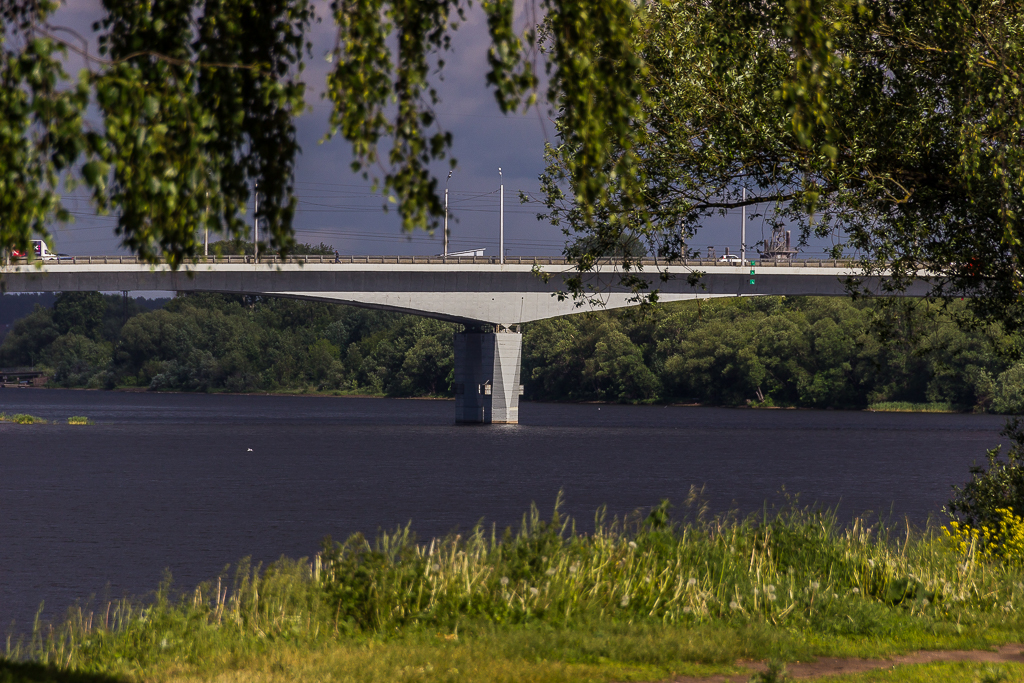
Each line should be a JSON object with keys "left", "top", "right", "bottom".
{"left": 2, "top": 291, "right": 1024, "bottom": 413}
{"left": 0, "top": 412, "right": 46, "bottom": 424}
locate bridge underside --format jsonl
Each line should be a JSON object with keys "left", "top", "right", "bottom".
{"left": 0, "top": 261, "right": 933, "bottom": 424}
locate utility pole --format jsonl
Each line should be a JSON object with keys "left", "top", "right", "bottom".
{"left": 254, "top": 181, "right": 259, "bottom": 262}
{"left": 204, "top": 190, "right": 209, "bottom": 257}
{"left": 741, "top": 186, "right": 746, "bottom": 263}
{"left": 498, "top": 167, "right": 504, "bottom": 265}
{"left": 444, "top": 171, "right": 452, "bottom": 257}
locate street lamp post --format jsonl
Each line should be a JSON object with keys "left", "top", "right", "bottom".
{"left": 444, "top": 171, "right": 452, "bottom": 257}
{"left": 254, "top": 181, "right": 259, "bottom": 262}
{"left": 741, "top": 186, "right": 746, "bottom": 263}
{"left": 498, "top": 167, "right": 504, "bottom": 265}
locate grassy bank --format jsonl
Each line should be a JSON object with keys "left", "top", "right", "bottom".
{"left": 866, "top": 402, "right": 958, "bottom": 413}
{"left": 5, "top": 497, "right": 1024, "bottom": 682}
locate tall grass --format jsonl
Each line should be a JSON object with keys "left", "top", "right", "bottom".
{"left": 312, "top": 497, "right": 1022, "bottom": 637}
{"left": 8, "top": 493, "right": 1024, "bottom": 676}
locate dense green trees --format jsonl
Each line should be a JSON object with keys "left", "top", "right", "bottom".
{"left": 524, "top": 297, "right": 1023, "bottom": 411}
{"left": 3, "top": 292, "right": 1024, "bottom": 411}
{"left": 115, "top": 293, "right": 458, "bottom": 395}
{"left": 0, "top": 292, "right": 457, "bottom": 396}
{"left": 1, "top": 292, "right": 159, "bottom": 383}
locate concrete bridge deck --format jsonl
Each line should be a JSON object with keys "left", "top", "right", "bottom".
{"left": 0, "top": 257, "right": 925, "bottom": 326}
{"left": 0, "top": 256, "right": 930, "bottom": 424}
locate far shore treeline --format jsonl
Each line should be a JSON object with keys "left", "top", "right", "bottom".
{"left": 3, "top": 290, "right": 1024, "bottom": 413}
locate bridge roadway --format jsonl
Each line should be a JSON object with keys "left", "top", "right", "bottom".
{"left": 0, "top": 255, "right": 930, "bottom": 424}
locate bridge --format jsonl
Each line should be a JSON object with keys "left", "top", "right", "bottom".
{"left": 0, "top": 255, "right": 929, "bottom": 424}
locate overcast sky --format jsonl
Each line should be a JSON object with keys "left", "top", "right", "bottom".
{"left": 48, "top": 0, "right": 797, "bottom": 259}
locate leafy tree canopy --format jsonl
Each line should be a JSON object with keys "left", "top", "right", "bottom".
{"left": 0, "top": 0, "right": 1021, "bottom": 327}
{"left": 540, "top": 0, "right": 1024, "bottom": 325}
{"left": 0, "top": 0, "right": 645, "bottom": 266}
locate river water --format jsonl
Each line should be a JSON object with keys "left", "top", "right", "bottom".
{"left": 0, "top": 389, "right": 1009, "bottom": 631}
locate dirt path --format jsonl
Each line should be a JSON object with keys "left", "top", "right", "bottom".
{"left": 670, "top": 643, "right": 1024, "bottom": 681}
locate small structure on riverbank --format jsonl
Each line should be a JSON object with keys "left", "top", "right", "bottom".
{"left": 0, "top": 367, "right": 48, "bottom": 388}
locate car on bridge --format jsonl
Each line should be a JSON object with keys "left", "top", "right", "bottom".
{"left": 11, "top": 240, "right": 59, "bottom": 262}
{"left": 718, "top": 253, "right": 743, "bottom": 264}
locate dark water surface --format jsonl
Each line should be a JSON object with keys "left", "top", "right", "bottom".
{"left": 0, "top": 389, "right": 1009, "bottom": 631}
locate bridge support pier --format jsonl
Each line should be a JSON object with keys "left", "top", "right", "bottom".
{"left": 454, "top": 326, "right": 523, "bottom": 424}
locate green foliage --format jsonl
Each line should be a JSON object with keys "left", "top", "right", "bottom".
{"left": 539, "top": 0, "right": 648, "bottom": 232}
{"left": 47, "top": 334, "right": 113, "bottom": 388}
{"left": 0, "top": 304, "right": 60, "bottom": 367}
{"left": 947, "top": 419, "right": 1024, "bottom": 531}
{"left": 206, "top": 240, "right": 335, "bottom": 256}
{"left": 205, "top": 239, "right": 254, "bottom": 256}
{"left": 290, "top": 242, "right": 338, "bottom": 256}
{"left": 0, "top": 292, "right": 457, "bottom": 396}
{"left": 52, "top": 293, "right": 107, "bottom": 340}
{"left": 0, "top": 292, "right": 150, "bottom": 382}
{"left": 13, "top": 497, "right": 1024, "bottom": 680}
{"left": 980, "top": 665, "right": 1012, "bottom": 683}
{"left": 539, "top": 0, "right": 1024, "bottom": 321}
{"left": 87, "top": 0, "right": 312, "bottom": 265}
{"left": 90, "top": 1, "right": 217, "bottom": 267}
{"left": 322, "top": 0, "right": 647, "bottom": 236}
{"left": 0, "top": 413, "right": 46, "bottom": 424}
{"left": 0, "top": 294, "right": 57, "bottom": 326}
{"left": 0, "top": 0, "right": 1018, "bottom": 344}
{"left": 867, "top": 402, "right": 955, "bottom": 414}
{"left": 750, "top": 660, "right": 789, "bottom": 683}
{"left": 0, "top": 0, "right": 1017, "bottom": 335}
{"left": 303, "top": 499, "right": 1007, "bottom": 635}
{"left": 325, "top": 0, "right": 461, "bottom": 232}
{"left": 0, "top": 1, "right": 88, "bottom": 262}
{"left": 524, "top": 297, "right": 1017, "bottom": 409}
{"left": 193, "top": 0, "right": 312, "bottom": 258}
{"left": 994, "top": 365, "right": 1024, "bottom": 415}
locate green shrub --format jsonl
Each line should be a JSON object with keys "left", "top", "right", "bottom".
{"left": 947, "top": 418, "right": 1024, "bottom": 531}
{"left": 994, "top": 364, "right": 1024, "bottom": 415}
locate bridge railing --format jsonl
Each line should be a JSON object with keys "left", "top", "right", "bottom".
{"left": 4, "top": 255, "right": 863, "bottom": 268}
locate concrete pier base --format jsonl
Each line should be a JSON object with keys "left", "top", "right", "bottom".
{"left": 454, "top": 327, "right": 523, "bottom": 424}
